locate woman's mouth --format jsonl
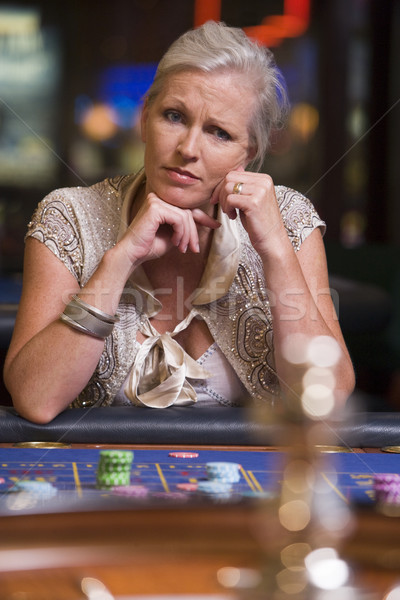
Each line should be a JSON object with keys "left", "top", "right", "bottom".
{"left": 165, "top": 168, "right": 200, "bottom": 185}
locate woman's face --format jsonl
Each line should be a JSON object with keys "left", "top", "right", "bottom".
{"left": 141, "top": 70, "right": 256, "bottom": 210}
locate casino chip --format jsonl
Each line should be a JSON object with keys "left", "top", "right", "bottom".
{"left": 96, "top": 450, "right": 134, "bottom": 489}
{"left": 241, "top": 490, "right": 275, "bottom": 499}
{"left": 111, "top": 485, "right": 149, "bottom": 498}
{"left": 11, "top": 480, "right": 57, "bottom": 499}
{"left": 98, "top": 450, "right": 134, "bottom": 464}
{"left": 169, "top": 452, "right": 199, "bottom": 458}
{"left": 176, "top": 482, "right": 198, "bottom": 492}
{"left": 206, "top": 462, "right": 241, "bottom": 483}
{"left": 373, "top": 473, "right": 400, "bottom": 505}
{"left": 197, "top": 481, "right": 232, "bottom": 493}
{"left": 196, "top": 480, "right": 233, "bottom": 501}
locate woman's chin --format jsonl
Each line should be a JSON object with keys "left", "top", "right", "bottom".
{"left": 159, "top": 190, "right": 211, "bottom": 211}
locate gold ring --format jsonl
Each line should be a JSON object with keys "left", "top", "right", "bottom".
{"left": 233, "top": 182, "right": 243, "bottom": 195}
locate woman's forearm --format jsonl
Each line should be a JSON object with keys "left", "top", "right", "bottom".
{"left": 4, "top": 244, "right": 138, "bottom": 423}
{"left": 5, "top": 320, "right": 105, "bottom": 423}
{"left": 261, "top": 237, "right": 355, "bottom": 407}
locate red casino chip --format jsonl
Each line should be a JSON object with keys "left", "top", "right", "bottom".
{"left": 169, "top": 451, "right": 199, "bottom": 458}
{"left": 177, "top": 483, "right": 198, "bottom": 491}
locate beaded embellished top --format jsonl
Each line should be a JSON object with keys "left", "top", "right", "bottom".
{"left": 26, "top": 171, "right": 325, "bottom": 408}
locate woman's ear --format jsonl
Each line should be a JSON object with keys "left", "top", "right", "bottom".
{"left": 140, "top": 99, "right": 149, "bottom": 143}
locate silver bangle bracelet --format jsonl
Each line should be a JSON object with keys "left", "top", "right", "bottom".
{"left": 60, "top": 309, "right": 112, "bottom": 340}
{"left": 60, "top": 312, "right": 104, "bottom": 339}
{"left": 71, "top": 294, "right": 119, "bottom": 324}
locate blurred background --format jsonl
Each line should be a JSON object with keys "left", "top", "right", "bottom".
{"left": 0, "top": 0, "right": 399, "bottom": 409}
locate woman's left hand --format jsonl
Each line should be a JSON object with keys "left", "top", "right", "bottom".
{"left": 211, "top": 169, "right": 286, "bottom": 259}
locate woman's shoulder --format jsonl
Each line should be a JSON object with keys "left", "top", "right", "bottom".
{"left": 274, "top": 185, "right": 326, "bottom": 250}
{"left": 27, "top": 174, "right": 137, "bottom": 240}
{"left": 25, "top": 174, "right": 137, "bottom": 282}
{"left": 274, "top": 184, "right": 314, "bottom": 208}
{"left": 37, "top": 174, "right": 135, "bottom": 211}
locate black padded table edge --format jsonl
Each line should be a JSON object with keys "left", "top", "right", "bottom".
{"left": 0, "top": 406, "right": 399, "bottom": 447}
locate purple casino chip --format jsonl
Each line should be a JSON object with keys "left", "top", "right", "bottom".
{"left": 373, "top": 473, "right": 400, "bottom": 504}
{"left": 376, "top": 490, "right": 400, "bottom": 504}
{"left": 111, "top": 485, "right": 149, "bottom": 498}
{"left": 374, "top": 473, "right": 400, "bottom": 483}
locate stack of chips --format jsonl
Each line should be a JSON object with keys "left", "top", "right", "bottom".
{"left": 111, "top": 485, "right": 148, "bottom": 498}
{"left": 96, "top": 450, "right": 133, "bottom": 489}
{"left": 11, "top": 480, "right": 58, "bottom": 500}
{"left": 196, "top": 462, "right": 242, "bottom": 501}
{"left": 206, "top": 462, "right": 241, "bottom": 483}
{"left": 373, "top": 473, "right": 400, "bottom": 505}
{"left": 196, "top": 480, "right": 233, "bottom": 501}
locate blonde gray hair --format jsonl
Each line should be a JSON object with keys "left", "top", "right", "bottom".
{"left": 145, "top": 21, "right": 289, "bottom": 171}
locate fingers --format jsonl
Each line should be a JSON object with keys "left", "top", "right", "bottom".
{"left": 170, "top": 209, "right": 198, "bottom": 253}
{"left": 210, "top": 168, "right": 251, "bottom": 217}
{"left": 171, "top": 208, "right": 221, "bottom": 254}
{"left": 129, "top": 193, "right": 221, "bottom": 259}
{"left": 191, "top": 208, "right": 220, "bottom": 229}
{"left": 220, "top": 172, "right": 275, "bottom": 210}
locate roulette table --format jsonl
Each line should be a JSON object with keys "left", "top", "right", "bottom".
{"left": 1, "top": 406, "right": 400, "bottom": 599}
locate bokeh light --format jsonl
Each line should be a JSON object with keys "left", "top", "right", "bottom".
{"left": 314, "top": 587, "right": 362, "bottom": 600}
{"left": 303, "top": 366, "right": 336, "bottom": 390}
{"left": 81, "top": 577, "right": 114, "bottom": 600}
{"left": 316, "top": 497, "right": 353, "bottom": 534}
{"left": 301, "top": 383, "right": 335, "bottom": 419}
{"left": 307, "top": 336, "right": 341, "bottom": 368}
{"left": 281, "top": 542, "right": 311, "bottom": 569}
{"left": 281, "top": 333, "right": 310, "bottom": 365}
{"left": 289, "top": 102, "right": 319, "bottom": 143}
{"left": 279, "top": 499, "right": 311, "bottom": 531}
{"left": 384, "top": 586, "right": 400, "bottom": 600}
{"left": 283, "top": 459, "right": 314, "bottom": 494}
{"left": 216, "top": 566, "right": 262, "bottom": 589}
{"left": 305, "top": 547, "right": 349, "bottom": 590}
{"left": 276, "top": 566, "right": 308, "bottom": 594}
{"left": 81, "top": 103, "right": 119, "bottom": 141}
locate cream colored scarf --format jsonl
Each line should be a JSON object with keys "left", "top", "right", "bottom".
{"left": 117, "top": 171, "right": 240, "bottom": 408}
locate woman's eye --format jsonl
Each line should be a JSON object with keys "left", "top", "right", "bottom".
{"left": 213, "top": 127, "right": 231, "bottom": 141}
{"left": 165, "top": 110, "right": 182, "bottom": 123}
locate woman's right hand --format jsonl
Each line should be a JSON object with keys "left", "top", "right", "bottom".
{"left": 119, "top": 192, "right": 220, "bottom": 266}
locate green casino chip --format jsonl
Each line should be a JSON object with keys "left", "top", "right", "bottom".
{"left": 96, "top": 471, "right": 131, "bottom": 489}
{"left": 99, "top": 450, "right": 133, "bottom": 462}
{"left": 96, "top": 451, "right": 134, "bottom": 488}
{"left": 96, "top": 462, "right": 132, "bottom": 473}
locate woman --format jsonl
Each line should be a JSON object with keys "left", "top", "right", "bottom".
{"left": 4, "top": 21, "right": 355, "bottom": 423}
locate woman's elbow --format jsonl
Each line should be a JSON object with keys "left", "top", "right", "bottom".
{"left": 4, "top": 374, "right": 62, "bottom": 425}
{"left": 10, "top": 391, "right": 60, "bottom": 424}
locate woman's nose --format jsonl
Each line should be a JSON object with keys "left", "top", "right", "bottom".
{"left": 177, "top": 128, "right": 200, "bottom": 160}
